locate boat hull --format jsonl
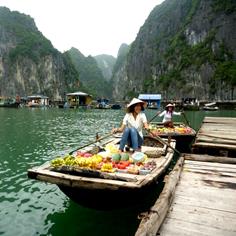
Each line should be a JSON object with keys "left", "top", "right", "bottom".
{"left": 58, "top": 180, "right": 162, "bottom": 210}
{"left": 203, "top": 106, "right": 219, "bottom": 111}
{"left": 0, "top": 102, "right": 20, "bottom": 108}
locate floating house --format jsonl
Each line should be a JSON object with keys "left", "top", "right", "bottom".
{"left": 66, "top": 91, "right": 92, "bottom": 108}
{"left": 27, "top": 95, "right": 49, "bottom": 107}
{"left": 138, "top": 94, "right": 162, "bottom": 109}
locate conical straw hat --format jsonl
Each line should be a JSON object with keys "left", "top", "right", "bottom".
{"left": 127, "top": 98, "right": 145, "bottom": 108}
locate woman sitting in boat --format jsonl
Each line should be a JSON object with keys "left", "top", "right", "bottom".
{"left": 112, "top": 98, "right": 149, "bottom": 153}
{"left": 158, "top": 103, "right": 182, "bottom": 128}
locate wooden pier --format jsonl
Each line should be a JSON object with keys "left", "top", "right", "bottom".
{"left": 192, "top": 117, "right": 236, "bottom": 157}
{"left": 135, "top": 154, "right": 236, "bottom": 236}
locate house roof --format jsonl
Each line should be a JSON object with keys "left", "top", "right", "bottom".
{"left": 27, "top": 95, "right": 49, "bottom": 99}
{"left": 66, "top": 91, "right": 91, "bottom": 97}
{"left": 138, "top": 94, "right": 161, "bottom": 100}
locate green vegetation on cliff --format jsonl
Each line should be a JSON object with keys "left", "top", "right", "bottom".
{"left": 0, "top": 7, "right": 80, "bottom": 99}
{"left": 68, "top": 47, "right": 111, "bottom": 98}
{"left": 0, "top": 7, "right": 57, "bottom": 63}
{"left": 117, "top": 0, "right": 236, "bottom": 100}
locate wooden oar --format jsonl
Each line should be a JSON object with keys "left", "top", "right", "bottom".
{"left": 148, "top": 110, "right": 163, "bottom": 123}
{"left": 145, "top": 129, "right": 180, "bottom": 155}
{"left": 69, "top": 132, "right": 113, "bottom": 155}
{"left": 181, "top": 111, "right": 191, "bottom": 127}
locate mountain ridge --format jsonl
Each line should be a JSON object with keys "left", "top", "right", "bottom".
{"left": 0, "top": 7, "right": 80, "bottom": 100}
{"left": 112, "top": 0, "right": 236, "bottom": 101}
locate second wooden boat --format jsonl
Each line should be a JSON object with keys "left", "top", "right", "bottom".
{"left": 149, "top": 122, "right": 196, "bottom": 152}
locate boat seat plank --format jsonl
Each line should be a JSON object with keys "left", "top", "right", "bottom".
{"left": 193, "top": 142, "right": 236, "bottom": 150}
{"left": 179, "top": 175, "right": 236, "bottom": 190}
{"left": 197, "top": 133, "right": 236, "bottom": 140}
{"left": 182, "top": 168, "right": 236, "bottom": 178}
{"left": 184, "top": 159, "right": 236, "bottom": 169}
{"left": 183, "top": 153, "right": 236, "bottom": 164}
{"left": 165, "top": 204, "right": 236, "bottom": 231}
{"left": 173, "top": 193, "right": 236, "bottom": 213}
{"left": 178, "top": 175, "right": 236, "bottom": 192}
{"left": 159, "top": 217, "right": 236, "bottom": 236}
{"left": 175, "top": 183, "right": 236, "bottom": 203}
{"left": 184, "top": 160, "right": 236, "bottom": 171}
{"left": 195, "top": 137, "right": 236, "bottom": 145}
{"left": 204, "top": 117, "right": 236, "bottom": 122}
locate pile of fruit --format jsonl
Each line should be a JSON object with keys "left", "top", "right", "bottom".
{"left": 50, "top": 144, "right": 156, "bottom": 175}
{"left": 149, "top": 124, "right": 194, "bottom": 135}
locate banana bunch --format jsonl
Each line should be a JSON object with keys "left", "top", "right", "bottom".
{"left": 74, "top": 158, "right": 91, "bottom": 167}
{"left": 64, "top": 155, "right": 76, "bottom": 166}
{"left": 74, "top": 155, "right": 103, "bottom": 169}
{"left": 101, "top": 163, "right": 114, "bottom": 172}
{"left": 51, "top": 158, "right": 65, "bottom": 167}
{"left": 105, "top": 144, "right": 119, "bottom": 154}
{"left": 91, "top": 154, "right": 103, "bottom": 163}
{"left": 51, "top": 155, "right": 75, "bottom": 167}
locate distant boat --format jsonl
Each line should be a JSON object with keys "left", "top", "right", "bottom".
{"left": 203, "top": 106, "right": 219, "bottom": 111}
{"left": 203, "top": 102, "right": 219, "bottom": 111}
{"left": 0, "top": 97, "right": 20, "bottom": 108}
{"left": 204, "top": 102, "right": 216, "bottom": 107}
{"left": 96, "top": 98, "right": 111, "bottom": 109}
{"left": 111, "top": 104, "right": 121, "bottom": 109}
{"left": 181, "top": 97, "right": 200, "bottom": 111}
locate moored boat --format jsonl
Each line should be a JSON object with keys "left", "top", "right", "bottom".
{"left": 111, "top": 104, "right": 122, "bottom": 109}
{"left": 28, "top": 136, "right": 176, "bottom": 209}
{"left": 0, "top": 97, "right": 20, "bottom": 108}
{"left": 181, "top": 97, "right": 200, "bottom": 111}
{"left": 202, "top": 102, "right": 219, "bottom": 111}
{"left": 203, "top": 106, "right": 219, "bottom": 111}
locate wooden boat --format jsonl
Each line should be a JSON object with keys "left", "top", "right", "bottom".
{"left": 202, "top": 102, "right": 219, "bottom": 111}
{"left": 181, "top": 97, "right": 200, "bottom": 111}
{"left": 111, "top": 104, "right": 122, "bottom": 109}
{"left": 203, "top": 106, "right": 219, "bottom": 111}
{"left": 149, "top": 122, "right": 196, "bottom": 152}
{"left": 0, "top": 97, "right": 20, "bottom": 108}
{"left": 28, "top": 136, "right": 176, "bottom": 209}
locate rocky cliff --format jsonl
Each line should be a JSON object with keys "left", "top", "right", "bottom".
{"left": 112, "top": 0, "right": 236, "bottom": 101}
{"left": 67, "top": 47, "right": 111, "bottom": 97}
{"left": 94, "top": 54, "right": 116, "bottom": 81}
{"left": 0, "top": 7, "right": 80, "bottom": 100}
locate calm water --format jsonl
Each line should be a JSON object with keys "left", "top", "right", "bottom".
{"left": 0, "top": 108, "right": 236, "bottom": 236}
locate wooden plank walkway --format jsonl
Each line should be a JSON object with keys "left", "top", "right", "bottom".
{"left": 135, "top": 154, "right": 236, "bottom": 236}
{"left": 192, "top": 117, "right": 236, "bottom": 157}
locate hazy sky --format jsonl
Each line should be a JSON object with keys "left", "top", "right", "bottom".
{"left": 0, "top": 0, "right": 164, "bottom": 57}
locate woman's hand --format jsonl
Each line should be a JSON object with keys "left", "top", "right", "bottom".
{"left": 112, "top": 124, "right": 124, "bottom": 134}
{"left": 144, "top": 122, "right": 149, "bottom": 130}
{"left": 112, "top": 128, "right": 120, "bottom": 134}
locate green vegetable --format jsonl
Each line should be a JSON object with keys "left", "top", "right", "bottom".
{"left": 120, "top": 153, "right": 129, "bottom": 161}
{"left": 111, "top": 153, "right": 121, "bottom": 163}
